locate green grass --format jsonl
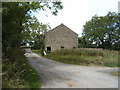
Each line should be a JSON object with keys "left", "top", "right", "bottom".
{"left": 45, "top": 49, "right": 119, "bottom": 67}
{"left": 32, "top": 50, "right": 41, "bottom": 56}
{"left": 3, "top": 49, "right": 40, "bottom": 88}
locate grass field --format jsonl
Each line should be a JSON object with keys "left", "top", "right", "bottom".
{"left": 45, "top": 49, "right": 119, "bottom": 67}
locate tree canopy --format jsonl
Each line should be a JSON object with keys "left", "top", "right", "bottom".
{"left": 2, "top": 1, "right": 63, "bottom": 60}
{"left": 81, "top": 12, "right": 120, "bottom": 50}
{"left": 21, "top": 16, "right": 51, "bottom": 49}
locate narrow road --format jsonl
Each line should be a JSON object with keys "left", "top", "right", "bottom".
{"left": 25, "top": 51, "right": 118, "bottom": 88}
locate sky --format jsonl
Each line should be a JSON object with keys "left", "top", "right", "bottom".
{"left": 34, "top": 0, "right": 120, "bottom": 37}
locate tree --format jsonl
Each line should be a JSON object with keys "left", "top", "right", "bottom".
{"left": 2, "top": 2, "right": 63, "bottom": 60}
{"left": 2, "top": 2, "right": 63, "bottom": 87}
{"left": 21, "top": 16, "right": 51, "bottom": 50}
{"left": 82, "top": 12, "right": 120, "bottom": 50}
{"left": 78, "top": 37, "right": 87, "bottom": 48}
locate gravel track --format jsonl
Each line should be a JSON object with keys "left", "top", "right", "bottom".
{"left": 25, "top": 51, "right": 118, "bottom": 88}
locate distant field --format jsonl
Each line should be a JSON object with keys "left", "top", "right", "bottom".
{"left": 45, "top": 49, "right": 119, "bottom": 67}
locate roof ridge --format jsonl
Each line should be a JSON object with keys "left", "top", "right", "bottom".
{"left": 49, "top": 23, "right": 78, "bottom": 35}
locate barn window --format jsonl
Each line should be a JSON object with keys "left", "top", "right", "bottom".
{"left": 61, "top": 46, "right": 64, "bottom": 49}
{"left": 47, "top": 47, "right": 51, "bottom": 51}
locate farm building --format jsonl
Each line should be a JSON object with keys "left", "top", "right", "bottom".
{"left": 44, "top": 23, "right": 78, "bottom": 51}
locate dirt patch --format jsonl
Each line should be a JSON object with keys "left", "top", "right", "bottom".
{"left": 59, "top": 77, "right": 71, "bottom": 81}
{"left": 111, "top": 71, "right": 120, "bottom": 77}
{"left": 68, "top": 82, "right": 79, "bottom": 87}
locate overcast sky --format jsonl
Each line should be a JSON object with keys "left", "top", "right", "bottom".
{"left": 34, "top": 0, "right": 119, "bottom": 37}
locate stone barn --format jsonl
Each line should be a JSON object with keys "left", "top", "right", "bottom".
{"left": 44, "top": 23, "right": 78, "bottom": 51}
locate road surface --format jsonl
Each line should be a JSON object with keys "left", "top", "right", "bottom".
{"left": 25, "top": 51, "right": 118, "bottom": 88}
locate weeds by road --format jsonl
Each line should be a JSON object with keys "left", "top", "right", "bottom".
{"left": 2, "top": 49, "right": 40, "bottom": 88}
{"left": 45, "top": 49, "right": 119, "bottom": 67}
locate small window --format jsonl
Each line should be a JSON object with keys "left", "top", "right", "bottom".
{"left": 47, "top": 47, "right": 51, "bottom": 51}
{"left": 61, "top": 46, "right": 64, "bottom": 49}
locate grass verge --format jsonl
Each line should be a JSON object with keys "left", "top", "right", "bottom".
{"left": 32, "top": 50, "right": 41, "bottom": 56}
{"left": 2, "top": 49, "right": 40, "bottom": 88}
{"left": 45, "top": 49, "right": 119, "bottom": 67}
